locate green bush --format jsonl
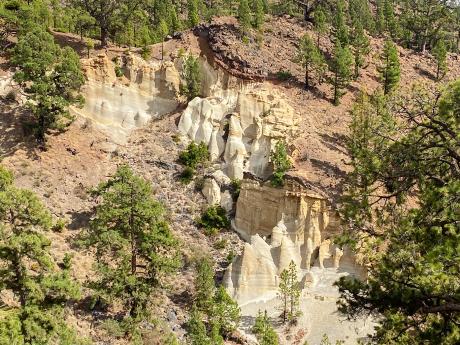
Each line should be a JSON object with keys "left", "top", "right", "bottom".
{"left": 271, "top": 141, "right": 292, "bottom": 187}
{"left": 198, "top": 206, "right": 230, "bottom": 235}
{"left": 180, "top": 166, "right": 195, "bottom": 184}
{"left": 276, "top": 70, "right": 293, "bottom": 81}
{"left": 114, "top": 65, "right": 124, "bottom": 78}
{"left": 213, "top": 238, "right": 227, "bottom": 250}
{"left": 180, "top": 54, "right": 202, "bottom": 101}
{"left": 230, "top": 178, "right": 242, "bottom": 200}
{"left": 179, "top": 142, "right": 209, "bottom": 169}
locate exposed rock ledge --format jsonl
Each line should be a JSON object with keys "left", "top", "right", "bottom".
{"left": 178, "top": 85, "right": 299, "bottom": 180}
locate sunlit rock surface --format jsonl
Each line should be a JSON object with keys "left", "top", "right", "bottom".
{"left": 178, "top": 85, "right": 298, "bottom": 179}
{"left": 73, "top": 53, "right": 181, "bottom": 143}
{"left": 224, "top": 179, "right": 373, "bottom": 343}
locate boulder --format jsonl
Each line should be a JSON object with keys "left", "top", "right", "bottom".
{"left": 202, "top": 178, "right": 221, "bottom": 205}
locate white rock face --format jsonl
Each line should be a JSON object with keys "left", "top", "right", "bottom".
{"left": 202, "top": 178, "right": 221, "bottom": 205}
{"left": 72, "top": 53, "right": 181, "bottom": 143}
{"left": 224, "top": 180, "right": 366, "bottom": 302}
{"left": 178, "top": 85, "right": 298, "bottom": 179}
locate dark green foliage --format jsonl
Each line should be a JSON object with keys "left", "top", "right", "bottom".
{"left": 271, "top": 141, "right": 292, "bottom": 187}
{"left": 188, "top": 0, "right": 200, "bottom": 27}
{"left": 350, "top": 21, "right": 370, "bottom": 79}
{"left": 188, "top": 258, "right": 240, "bottom": 343}
{"left": 278, "top": 261, "right": 301, "bottom": 323}
{"left": 253, "top": 310, "right": 279, "bottom": 345}
{"left": 252, "top": 0, "right": 264, "bottom": 29}
{"left": 11, "top": 24, "right": 84, "bottom": 145}
{"left": 295, "top": 34, "right": 325, "bottom": 89}
{"left": 328, "top": 41, "right": 354, "bottom": 105}
{"left": 0, "top": 165, "right": 85, "bottom": 344}
{"left": 378, "top": 39, "right": 400, "bottom": 94}
{"left": 188, "top": 306, "right": 212, "bottom": 345}
{"left": 180, "top": 166, "right": 196, "bottom": 184}
{"left": 433, "top": 39, "right": 448, "bottom": 80}
{"left": 348, "top": 0, "right": 374, "bottom": 33}
{"left": 333, "top": 0, "right": 349, "bottom": 46}
{"left": 313, "top": 7, "right": 328, "bottom": 48}
{"left": 230, "top": 178, "right": 242, "bottom": 200}
{"left": 178, "top": 141, "right": 208, "bottom": 183}
{"left": 198, "top": 206, "right": 230, "bottom": 235}
{"left": 337, "top": 82, "right": 460, "bottom": 344}
{"left": 238, "top": 0, "right": 252, "bottom": 34}
{"left": 179, "top": 142, "right": 209, "bottom": 169}
{"left": 275, "top": 70, "right": 293, "bottom": 81}
{"left": 194, "top": 257, "right": 215, "bottom": 313}
{"left": 211, "top": 286, "right": 240, "bottom": 335}
{"left": 84, "top": 165, "right": 180, "bottom": 320}
{"left": 180, "top": 55, "right": 202, "bottom": 101}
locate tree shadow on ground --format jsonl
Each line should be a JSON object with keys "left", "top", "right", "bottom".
{"left": 318, "top": 132, "right": 348, "bottom": 156}
{"left": 0, "top": 99, "right": 40, "bottom": 160}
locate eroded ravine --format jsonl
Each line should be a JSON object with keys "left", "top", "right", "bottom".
{"left": 74, "top": 48, "right": 373, "bottom": 344}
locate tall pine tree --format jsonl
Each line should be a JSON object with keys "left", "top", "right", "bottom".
{"left": 0, "top": 166, "right": 84, "bottom": 344}
{"left": 329, "top": 41, "right": 354, "bottom": 105}
{"left": 85, "top": 165, "right": 180, "bottom": 319}
{"left": 295, "top": 34, "right": 324, "bottom": 89}
{"left": 378, "top": 39, "right": 400, "bottom": 94}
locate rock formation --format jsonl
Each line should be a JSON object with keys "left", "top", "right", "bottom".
{"left": 72, "top": 53, "right": 181, "bottom": 143}
{"left": 178, "top": 85, "right": 298, "bottom": 179}
{"left": 224, "top": 179, "right": 365, "bottom": 304}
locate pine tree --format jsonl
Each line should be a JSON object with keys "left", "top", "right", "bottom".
{"left": 180, "top": 54, "right": 202, "bottom": 101}
{"left": 188, "top": 0, "right": 200, "bottom": 27}
{"left": 295, "top": 34, "right": 324, "bottom": 89}
{"left": 187, "top": 306, "right": 212, "bottom": 345}
{"left": 252, "top": 0, "right": 264, "bottom": 30}
{"left": 85, "top": 165, "right": 180, "bottom": 319}
{"left": 194, "top": 257, "right": 215, "bottom": 313}
{"left": 253, "top": 310, "right": 279, "bottom": 345}
{"left": 313, "top": 7, "right": 327, "bottom": 49}
{"left": 333, "top": 0, "right": 349, "bottom": 46}
{"left": 375, "top": 0, "right": 385, "bottom": 36}
{"left": 383, "top": 0, "right": 398, "bottom": 38}
{"left": 329, "top": 41, "right": 354, "bottom": 105}
{"left": 0, "top": 166, "right": 84, "bottom": 344}
{"left": 211, "top": 286, "right": 241, "bottom": 335}
{"left": 433, "top": 39, "right": 448, "bottom": 80}
{"left": 378, "top": 39, "right": 400, "bottom": 94}
{"left": 338, "top": 82, "right": 460, "bottom": 344}
{"left": 278, "top": 261, "right": 301, "bottom": 323}
{"left": 351, "top": 21, "right": 370, "bottom": 79}
{"left": 11, "top": 24, "right": 84, "bottom": 145}
{"left": 271, "top": 140, "right": 292, "bottom": 187}
{"left": 238, "top": 0, "right": 251, "bottom": 35}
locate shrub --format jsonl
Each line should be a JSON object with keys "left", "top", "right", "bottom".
{"left": 198, "top": 206, "right": 230, "bottom": 235}
{"left": 213, "top": 238, "right": 227, "bottom": 250}
{"left": 276, "top": 70, "right": 293, "bottom": 81}
{"left": 180, "top": 166, "right": 195, "bottom": 184}
{"left": 52, "top": 218, "right": 67, "bottom": 232}
{"left": 271, "top": 141, "right": 292, "bottom": 187}
{"left": 180, "top": 54, "right": 202, "bottom": 101}
{"left": 179, "top": 142, "right": 209, "bottom": 169}
{"left": 141, "top": 46, "right": 151, "bottom": 60}
{"left": 114, "top": 65, "right": 124, "bottom": 78}
{"left": 230, "top": 178, "right": 242, "bottom": 200}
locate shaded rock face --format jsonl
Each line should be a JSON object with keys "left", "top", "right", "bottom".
{"left": 178, "top": 85, "right": 298, "bottom": 179}
{"left": 224, "top": 180, "right": 365, "bottom": 304}
{"left": 73, "top": 53, "right": 181, "bottom": 143}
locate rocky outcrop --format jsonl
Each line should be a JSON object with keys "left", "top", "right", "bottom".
{"left": 73, "top": 53, "right": 181, "bottom": 143}
{"left": 224, "top": 180, "right": 365, "bottom": 304}
{"left": 179, "top": 85, "right": 298, "bottom": 179}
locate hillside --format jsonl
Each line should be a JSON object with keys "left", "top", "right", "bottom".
{"left": 1, "top": 1, "right": 459, "bottom": 345}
